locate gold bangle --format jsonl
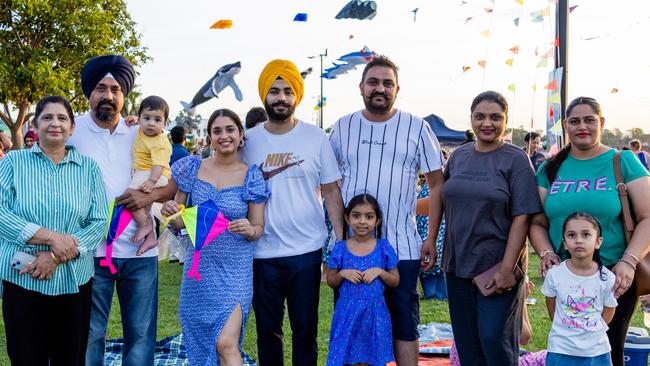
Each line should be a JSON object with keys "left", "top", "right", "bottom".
{"left": 50, "top": 251, "right": 60, "bottom": 265}
{"left": 619, "top": 258, "right": 637, "bottom": 271}
{"left": 624, "top": 252, "right": 640, "bottom": 264}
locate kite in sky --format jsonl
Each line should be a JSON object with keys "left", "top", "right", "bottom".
{"left": 181, "top": 61, "right": 242, "bottom": 114}
{"left": 293, "top": 13, "right": 308, "bottom": 22}
{"left": 322, "top": 46, "right": 377, "bottom": 79}
{"left": 301, "top": 67, "right": 313, "bottom": 79}
{"left": 210, "top": 19, "right": 232, "bottom": 29}
{"left": 335, "top": 0, "right": 378, "bottom": 20}
{"left": 100, "top": 200, "right": 133, "bottom": 275}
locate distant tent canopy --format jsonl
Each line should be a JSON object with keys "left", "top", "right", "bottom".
{"left": 423, "top": 114, "right": 466, "bottom": 146}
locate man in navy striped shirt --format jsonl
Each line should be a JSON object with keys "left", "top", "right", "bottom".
{"left": 329, "top": 56, "right": 445, "bottom": 366}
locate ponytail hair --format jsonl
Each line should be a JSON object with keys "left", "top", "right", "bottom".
{"left": 544, "top": 143, "right": 571, "bottom": 183}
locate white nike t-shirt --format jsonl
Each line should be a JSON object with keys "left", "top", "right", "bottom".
{"left": 242, "top": 121, "right": 341, "bottom": 259}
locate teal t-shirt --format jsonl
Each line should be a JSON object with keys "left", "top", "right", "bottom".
{"left": 536, "top": 149, "right": 648, "bottom": 266}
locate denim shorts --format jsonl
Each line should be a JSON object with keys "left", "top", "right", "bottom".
{"left": 546, "top": 351, "right": 612, "bottom": 366}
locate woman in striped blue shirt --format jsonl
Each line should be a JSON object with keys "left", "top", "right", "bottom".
{"left": 0, "top": 95, "right": 108, "bottom": 366}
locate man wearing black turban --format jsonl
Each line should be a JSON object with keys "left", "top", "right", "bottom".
{"left": 67, "top": 55, "right": 175, "bottom": 366}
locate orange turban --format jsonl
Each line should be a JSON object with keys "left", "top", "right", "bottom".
{"left": 258, "top": 59, "right": 304, "bottom": 106}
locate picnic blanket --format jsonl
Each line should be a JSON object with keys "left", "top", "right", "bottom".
{"left": 104, "top": 333, "right": 257, "bottom": 366}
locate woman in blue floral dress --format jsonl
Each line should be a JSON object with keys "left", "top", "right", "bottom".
{"left": 162, "top": 109, "right": 269, "bottom": 366}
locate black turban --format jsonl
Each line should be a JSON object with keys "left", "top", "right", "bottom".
{"left": 80, "top": 55, "right": 135, "bottom": 98}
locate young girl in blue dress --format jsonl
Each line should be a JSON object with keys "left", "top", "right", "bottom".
{"left": 326, "top": 194, "right": 400, "bottom": 366}
{"left": 541, "top": 212, "right": 618, "bottom": 366}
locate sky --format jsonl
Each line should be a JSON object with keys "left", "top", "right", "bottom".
{"left": 126, "top": 0, "right": 650, "bottom": 134}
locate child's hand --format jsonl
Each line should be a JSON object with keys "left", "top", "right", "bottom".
{"left": 525, "top": 281, "right": 535, "bottom": 297}
{"left": 138, "top": 180, "right": 156, "bottom": 193}
{"left": 340, "top": 269, "right": 363, "bottom": 284}
{"left": 361, "top": 267, "right": 384, "bottom": 284}
{"left": 161, "top": 200, "right": 182, "bottom": 216}
{"left": 125, "top": 115, "right": 139, "bottom": 126}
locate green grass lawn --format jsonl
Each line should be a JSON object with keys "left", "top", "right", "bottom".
{"left": 0, "top": 254, "right": 644, "bottom": 364}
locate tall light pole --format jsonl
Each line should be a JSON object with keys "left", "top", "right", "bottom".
{"left": 309, "top": 49, "right": 328, "bottom": 128}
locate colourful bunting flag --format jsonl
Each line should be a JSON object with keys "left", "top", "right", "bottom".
{"left": 544, "top": 80, "right": 558, "bottom": 90}
{"left": 465, "top": 16, "right": 474, "bottom": 24}
{"left": 537, "top": 59, "right": 548, "bottom": 67}
{"left": 515, "top": 0, "right": 524, "bottom": 4}
{"left": 532, "top": 84, "right": 537, "bottom": 92}
{"left": 462, "top": 66, "right": 471, "bottom": 72}
{"left": 508, "top": 84, "right": 516, "bottom": 92}
{"left": 485, "top": 8, "right": 493, "bottom": 13}
{"left": 569, "top": 5, "right": 579, "bottom": 13}
{"left": 505, "top": 59, "right": 514, "bottom": 67}
{"left": 549, "top": 106, "right": 555, "bottom": 118}
{"left": 478, "top": 60, "right": 486, "bottom": 68}
{"left": 550, "top": 120, "right": 563, "bottom": 134}
{"left": 540, "top": 48, "right": 554, "bottom": 59}
{"left": 554, "top": 38, "right": 560, "bottom": 47}
{"left": 510, "top": 45, "right": 519, "bottom": 54}
{"left": 531, "top": 15, "right": 544, "bottom": 23}
{"left": 481, "top": 29, "right": 491, "bottom": 38}
{"left": 550, "top": 92, "right": 561, "bottom": 104}
{"left": 513, "top": 17, "right": 520, "bottom": 26}
{"left": 611, "top": 88, "right": 619, "bottom": 93}
{"left": 101, "top": 200, "right": 133, "bottom": 274}
{"left": 180, "top": 201, "right": 230, "bottom": 281}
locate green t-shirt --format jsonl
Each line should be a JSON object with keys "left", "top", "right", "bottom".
{"left": 536, "top": 149, "right": 649, "bottom": 266}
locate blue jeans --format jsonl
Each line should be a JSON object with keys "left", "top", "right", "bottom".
{"left": 546, "top": 352, "right": 612, "bottom": 366}
{"left": 86, "top": 257, "right": 158, "bottom": 366}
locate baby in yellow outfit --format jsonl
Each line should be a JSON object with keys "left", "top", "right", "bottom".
{"left": 129, "top": 95, "right": 172, "bottom": 254}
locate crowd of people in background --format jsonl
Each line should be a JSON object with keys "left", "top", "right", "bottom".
{"left": 0, "top": 52, "right": 649, "bottom": 366}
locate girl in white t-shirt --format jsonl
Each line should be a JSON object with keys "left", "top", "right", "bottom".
{"left": 542, "top": 212, "right": 618, "bottom": 366}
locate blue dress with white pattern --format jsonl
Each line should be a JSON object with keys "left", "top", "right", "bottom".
{"left": 172, "top": 156, "right": 270, "bottom": 366}
{"left": 326, "top": 239, "right": 398, "bottom": 366}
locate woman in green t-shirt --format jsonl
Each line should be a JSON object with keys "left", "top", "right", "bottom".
{"left": 529, "top": 96, "right": 650, "bottom": 366}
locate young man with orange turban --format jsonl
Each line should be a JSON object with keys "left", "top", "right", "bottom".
{"left": 243, "top": 59, "right": 345, "bottom": 365}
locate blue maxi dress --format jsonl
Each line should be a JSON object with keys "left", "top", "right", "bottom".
{"left": 326, "top": 239, "right": 398, "bottom": 366}
{"left": 173, "top": 156, "right": 270, "bottom": 366}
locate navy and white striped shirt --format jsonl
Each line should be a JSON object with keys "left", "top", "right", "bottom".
{"left": 0, "top": 145, "right": 108, "bottom": 295}
{"left": 329, "top": 110, "right": 443, "bottom": 260}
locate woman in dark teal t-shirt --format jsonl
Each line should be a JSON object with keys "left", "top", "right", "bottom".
{"left": 529, "top": 96, "right": 650, "bottom": 366}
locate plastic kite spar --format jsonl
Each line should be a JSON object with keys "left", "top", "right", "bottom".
{"left": 100, "top": 200, "right": 133, "bottom": 274}
{"left": 181, "top": 61, "right": 243, "bottom": 114}
{"left": 163, "top": 201, "right": 230, "bottom": 281}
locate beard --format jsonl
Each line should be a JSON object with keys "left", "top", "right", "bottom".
{"left": 264, "top": 100, "right": 296, "bottom": 122}
{"left": 363, "top": 92, "right": 395, "bottom": 115}
{"left": 93, "top": 99, "right": 118, "bottom": 123}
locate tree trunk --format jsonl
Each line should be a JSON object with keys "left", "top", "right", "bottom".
{"left": 6, "top": 103, "right": 31, "bottom": 150}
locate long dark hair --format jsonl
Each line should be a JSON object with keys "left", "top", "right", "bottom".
{"left": 543, "top": 97, "right": 603, "bottom": 183}
{"left": 562, "top": 212, "right": 607, "bottom": 281}
{"left": 343, "top": 194, "right": 383, "bottom": 240}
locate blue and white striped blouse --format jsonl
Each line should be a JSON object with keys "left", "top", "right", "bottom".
{"left": 0, "top": 144, "right": 108, "bottom": 295}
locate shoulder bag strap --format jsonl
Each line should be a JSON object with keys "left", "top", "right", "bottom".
{"left": 614, "top": 151, "right": 635, "bottom": 244}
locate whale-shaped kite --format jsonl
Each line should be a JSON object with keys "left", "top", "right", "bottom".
{"left": 181, "top": 61, "right": 243, "bottom": 114}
